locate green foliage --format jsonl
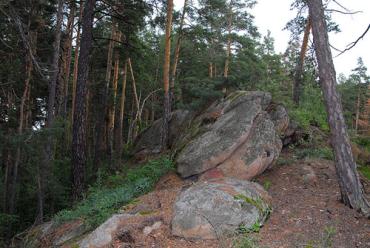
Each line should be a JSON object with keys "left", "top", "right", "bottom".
{"left": 352, "top": 136, "right": 370, "bottom": 153}
{"left": 262, "top": 180, "right": 271, "bottom": 191}
{"left": 288, "top": 83, "right": 329, "bottom": 131}
{"left": 294, "top": 147, "right": 334, "bottom": 160}
{"left": 55, "top": 156, "right": 174, "bottom": 228}
{"left": 322, "top": 226, "right": 336, "bottom": 248}
{"left": 358, "top": 166, "right": 370, "bottom": 180}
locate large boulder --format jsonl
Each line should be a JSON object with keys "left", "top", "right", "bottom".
{"left": 269, "top": 104, "right": 289, "bottom": 135}
{"left": 133, "top": 110, "right": 193, "bottom": 159}
{"left": 217, "top": 113, "right": 282, "bottom": 180}
{"left": 176, "top": 91, "right": 282, "bottom": 180}
{"left": 171, "top": 178, "right": 271, "bottom": 240}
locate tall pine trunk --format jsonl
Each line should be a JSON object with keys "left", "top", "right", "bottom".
{"left": 161, "top": 0, "right": 173, "bottom": 150}
{"left": 115, "top": 59, "right": 128, "bottom": 156}
{"left": 107, "top": 51, "right": 120, "bottom": 158}
{"left": 71, "top": 3, "right": 84, "bottom": 125}
{"left": 293, "top": 16, "right": 311, "bottom": 105}
{"left": 170, "top": 0, "right": 188, "bottom": 105}
{"left": 72, "top": 0, "right": 96, "bottom": 201}
{"left": 307, "top": 0, "right": 370, "bottom": 216}
{"left": 35, "top": 0, "right": 64, "bottom": 224}
{"left": 61, "top": 2, "right": 76, "bottom": 116}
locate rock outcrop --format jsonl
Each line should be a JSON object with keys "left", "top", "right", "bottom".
{"left": 176, "top": 91, "right": 284, "bottom": 180}
{"left": 133, "top": 110, "right": 193, "bottom": 159}
{"left": 171, "top": 178, "right": 271, "bottom": 240}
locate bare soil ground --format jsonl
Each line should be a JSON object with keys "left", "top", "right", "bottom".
{"left": 113, "top": 151, "right": 370, "bottom": 248}
{"left": 255, "top": 152, "right": 370, "bottom": 248}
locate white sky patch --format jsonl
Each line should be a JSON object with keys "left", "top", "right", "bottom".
{"left": 174, "top": 0, "right": 370, "bottom": 77}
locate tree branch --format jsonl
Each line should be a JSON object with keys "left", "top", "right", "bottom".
{"left": 335, "top": 24, "right": 370, "bottom": 57}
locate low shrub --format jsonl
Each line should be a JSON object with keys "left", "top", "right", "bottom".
{"left": 54, "top": 156, "right": 174, "bottom": 228}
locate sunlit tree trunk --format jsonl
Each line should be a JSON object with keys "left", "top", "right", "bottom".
{"left": 161, "top": 0, "right": 173, "bottom": 150}
{"left": 127, "top": 58, "right": 140, "bottom": 143}
{"left": 308, "top": 0, "right": 370, "bottom": 216}
{"left": 224, "top": 3, "right": 232, "bottom": 79}
{"left": 115, "top": 59, "right": 128, "bottom": 156}
{"left": 293, "top": 16, "right": 311, "bottom": 105}
{"left": 71, "top": 3, "right": 84, "bottom": 125}
{"left": 354, "top": 87, "right": 361, "bottom": 133}
{"left": 170, "top": 0, "right": 188, "bottom": 105}
{"left": 72, "top": 0, "right": 96, "bottom": 201}
{"left": 61, "top": 2, "right": 76, "bottom": 116}
{"left": 107, "top": 50, "right": 120, "bottom": 158}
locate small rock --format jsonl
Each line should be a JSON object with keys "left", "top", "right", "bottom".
{"left": 143, "top": 221, "right": 162, "bottom": 236}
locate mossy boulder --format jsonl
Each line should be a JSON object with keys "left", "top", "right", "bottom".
{"left": 171, "top": 178, "right": 271, "bottom": 240}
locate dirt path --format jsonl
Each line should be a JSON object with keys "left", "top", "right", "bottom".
{"left": 113, "top": 153, "right": 370, "bottom": 248}
{"left": 255, "top": 154, "right": 370, "bottom": 248}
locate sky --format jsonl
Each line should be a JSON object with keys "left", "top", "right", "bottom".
{"left": 174, "top": 0, "right": 370, "bottom": 77}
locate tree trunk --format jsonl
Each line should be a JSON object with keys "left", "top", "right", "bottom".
{"left": 35, "top": 0, "right": 64, "bottom": 224}
{"left": 115, "top": 59, "right": 128, "bottom": 156}
{"left": 61, "top": 2, "right": 76, "bottom": 116}
{"left": 224, "top": 3, "right": 232, "bottom": 79}
{"left": 5, "top": 29, "right": 34, "bottom": 215}
{"left": 307, "top": 0, "right": 370, "bottom": 216}
{"left": 94, "top": 21, "right": 116, "bottom": 165}
{"left": 161, "top": 0, "right": 173, "bottom": 150}
{"left": 293, "top": 16, "right": 311, "bottom": 105}
{"left": 128, "top": 58, "right": 140, "bottom": 113}
{"left": 126, "top": 58, "right": 140, "bottom": 143}
{"left": 71, "top": 3, "right": 84, "bottom": 125}
{"left": 107, "top": 51, "right": 120, "bottom": 158}
{"left": 170, "top": 0, "right": 188, "bottom": 105}
{"left": 72, "top": 0, "right": 96, "bottom": 201}
{"left": 355, "top": 87, "right": 361, "bottom": 133}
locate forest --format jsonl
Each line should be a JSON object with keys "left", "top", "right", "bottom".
{"left": 0, "top": 0, "right": 369, "bottom": 246}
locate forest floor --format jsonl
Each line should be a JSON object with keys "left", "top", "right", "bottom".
{"left": 112, "top": 149, "right": 370, "bottom": 248}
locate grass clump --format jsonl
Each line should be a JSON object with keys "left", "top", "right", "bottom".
{"left": 294, "top": 147, "right": 334, "bottom": 160}
{"left": 54, "top": 156, "right": 174, "bottom": 228}
{"left": 233, "top": 235, "right": 261, "bottom": 248}
{"left": 358, "top": 166, "right": 370, "bottom": 180}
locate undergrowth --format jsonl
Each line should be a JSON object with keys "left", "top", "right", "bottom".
{"left": 54, "top": 156, "right": 174, "bottom": 228}
{"left": 358, "top": 166, "right": 370, "bottom": 180}
{"left": 233, "top": 235, "right": 261, "bottom": 248}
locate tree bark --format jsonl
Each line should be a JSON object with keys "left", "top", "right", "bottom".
{"left": 293, "top": 16, "right": 311, "bottom": 105}
{"left": 107, "top": 51, "right": 120, "bottom": 158}
{"left": 35, "top": 0, "right": 64, "bottom": 224}
{"left": 161, "top": 0, "right": 173, "bottom": 150}
{"left": 72, "top": 0, "right": 96, "bottom": 201}
{"left": 115, "top": 59, "right": 128, "bottom": 155}
{"left": 170, "top": 0, "right": 188, "bottom": 104}
{"left": 71, "top": 3, "right": 84, "bottom": 125}
{"left": 61, "top": 2, "right": 76, "bottom": 116}
{"left": 355, "top": 87, "right": 361, "bottom": 133}
{"left": 307, "top": 0, "right": 370, "bottom": 216}
{"left": 128, "top": 58, "right": 140, "bottom": 113}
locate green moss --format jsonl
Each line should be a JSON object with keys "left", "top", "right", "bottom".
{"left": 234, "top": 194, "right": 271, "bottom": 221}
{"left": 225, "top": 91, "right": 247, "bottom": 102}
